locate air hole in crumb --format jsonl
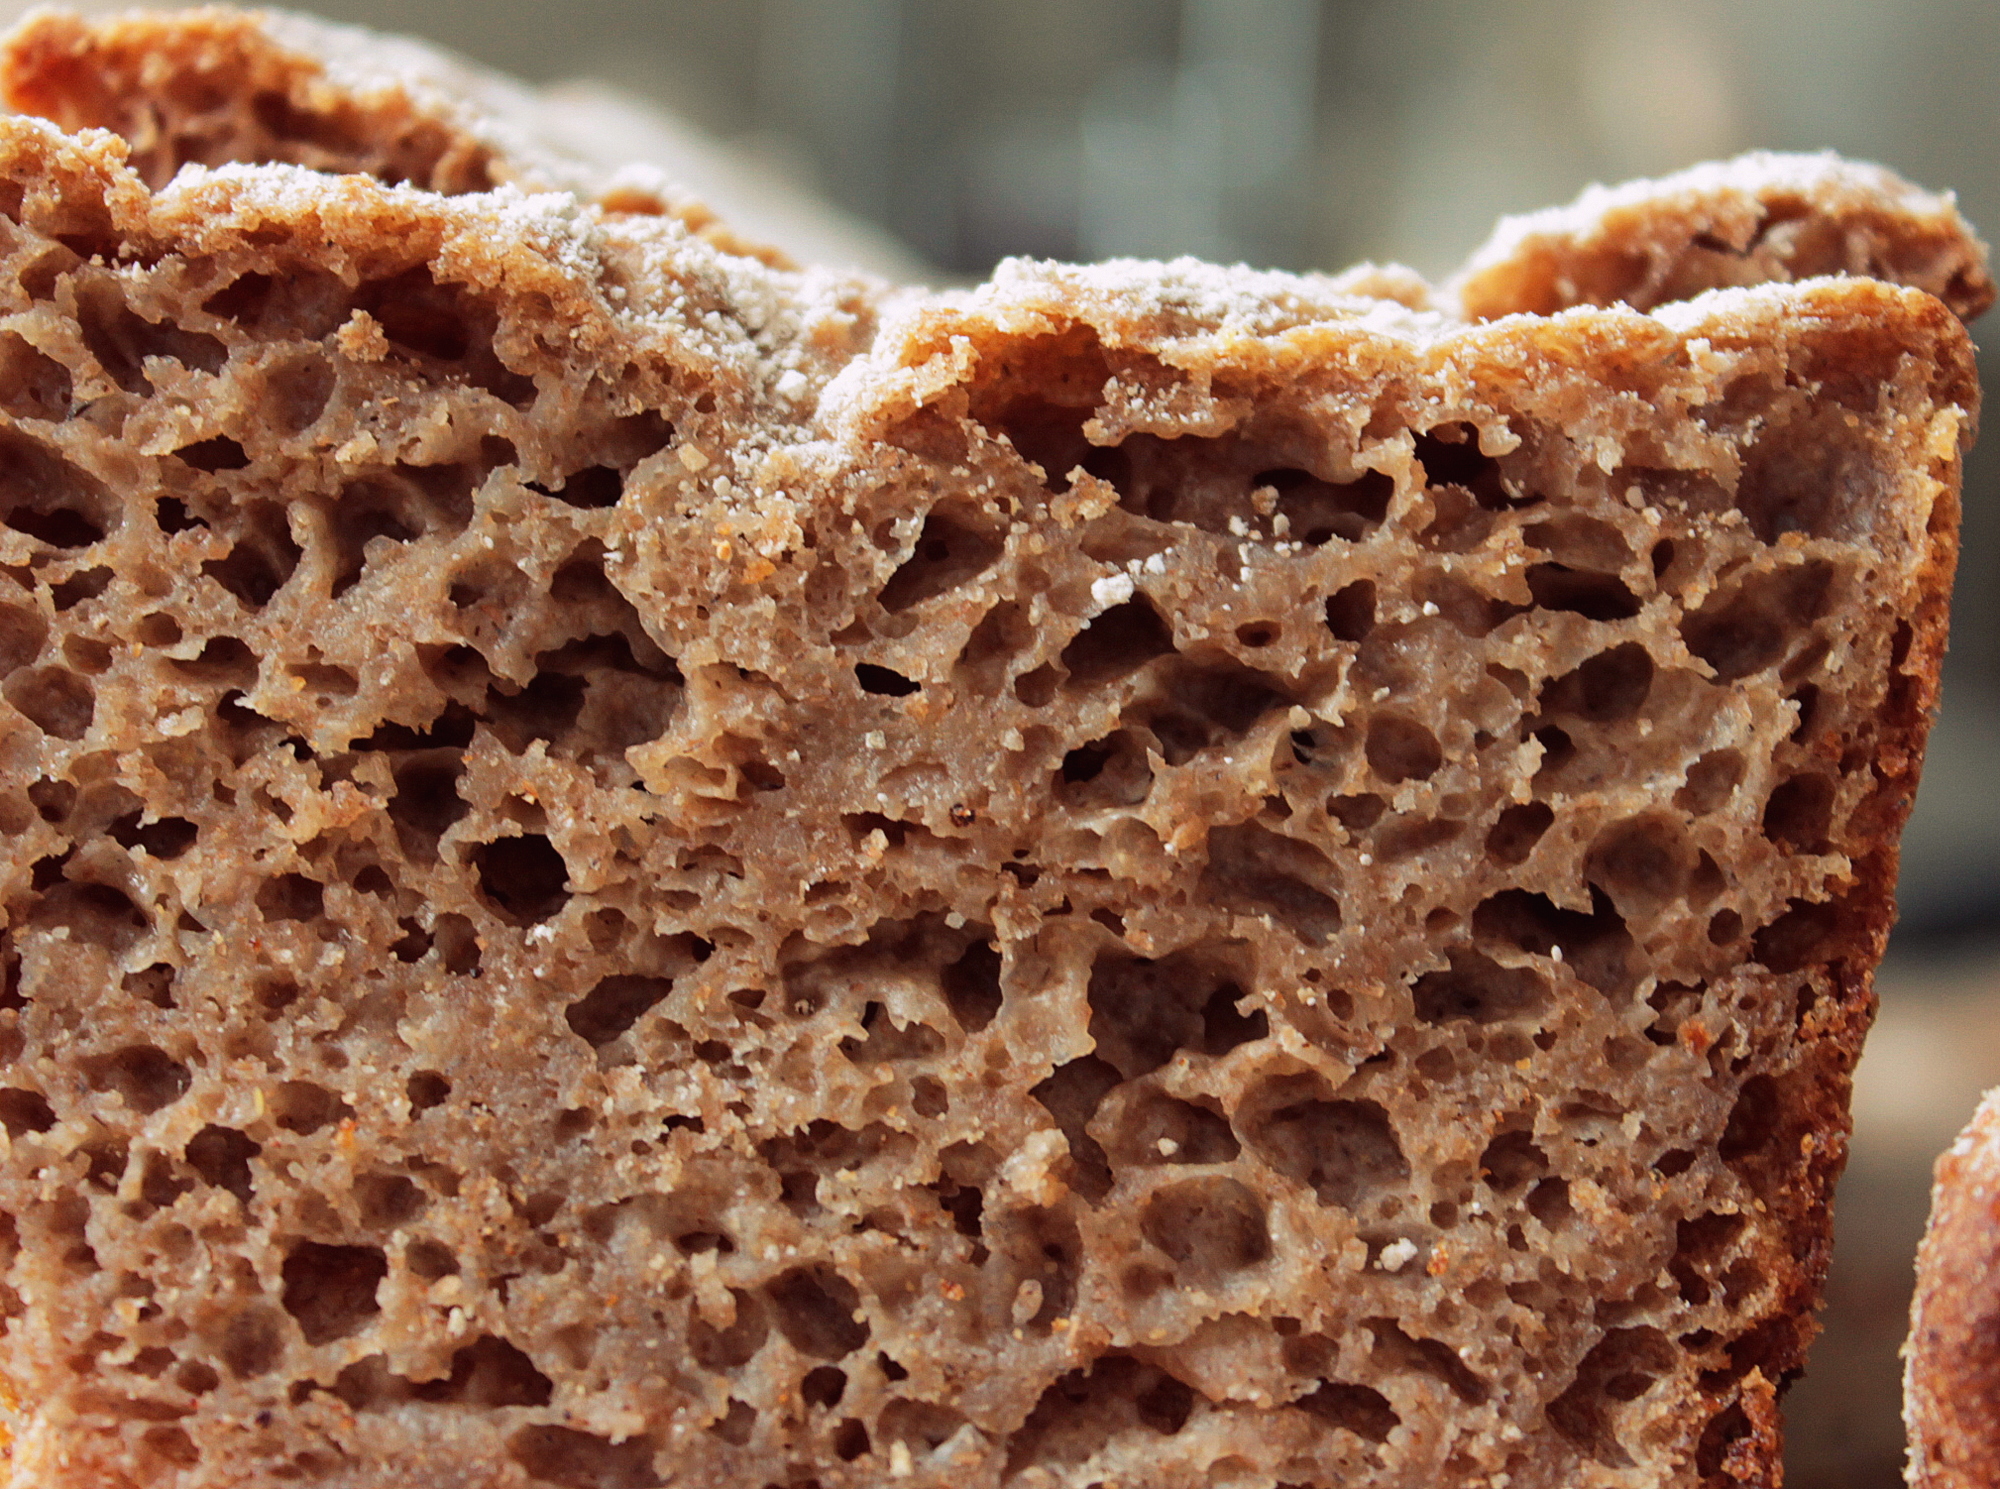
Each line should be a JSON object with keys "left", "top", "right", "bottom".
{"left": 388, "top": 754, "right": 470, "bottom": 861}
{"left": 81, "top": 1045, "right": 189, "bottom": 1114}
{"left": 708, "top": 1399, "right": 756, "bottom": 1446}
{"left": 0, "top": 331, "right": 70, "bottom": 420}
{"left": 1751, "top": 898, "right": 1841, "bottom": 974}
{"left": 328, "top": 486, "right": 419, "bottom": 599}
{"left": 123, "top": 963, "right": 175, "bottom": 1009}
{"left": 0, "top": 1088, "right": 55, "bottom": 1136}
{"left": 880, "top": 1397, "right": 973, "bottom": 1453}
{"left": 272, "top": 1081, "right": 353, "bottom": 1135}
{"left": 1325, "top": 580, "right": 1376, "bottom": 643}
{"left": 5, "top": 504, "right": 101, "bottom": 548}
{"left": 0, "top": 602, "right": 46, "bottom": 674}
{"left": 1368, "top": 1318, "right": 1489, "bottom": 1403}
{"left": 855, "top": 663, "right": 920, "bottom": 696}
{"left": 1140, "top": 1176, "right": 1270, "bottom": 1280}
{"left": 1542, "top": 643, "right": 1654, "bottom": 722}
{"left": 1329, "top": 793, "right": 1386, "bottom": 834}
{"left": 174, "top": 436, "right": 249, "bottom": 472}
{"left": 1474, "top": 888, "right": 1637, "bottom": 998}
{"left": 1526, "top": 564, "right": 1641, "bottom": 621}
{"left": 1547, "top": 1327, "right": 1675, "bottom": 1467}
{"left": 799, "top": 1364, "right": 848, "bottom": 1409}
{"left": 1719, "top": 1075, "right": 1781, "bottom": 1172}
{"left": 1201, "top": 821, "right": 1341, "bottom": 944}
{"left": 218, "top": 1306, "right": 283, "bottom": 1379}
{"left": 689, "top": 1289, "right": 768, "bottom": 1370}
{"left": 1118, "top": 1092, "right": 1239, "bottom": 1166}
{"left": 53, "top": 568, "right": 112, "bottom": 612}
{"left": 1655, "top": 1148, "right": 1697, "bottom": 1177}
{"left": 941, "top": 938, "right": 1004, "bottom": 1032}
{"left": 566, "top": 975, "right": 674, "bottom": 1047}
{"left": 880, "top": 509, "right": 1003, "bottom": 611}
{"left": 184, "top": 1125, "right": 259, "bottom": 1203}
{"left": 1763, "top": 773, "right": 1836, "bottom": 854}
{"left": 1485, "top": 802, "right": 1553, "bottom": 866}
{"left": 470, "top": 834, "right": 570, "bottom": 924}
{"left": 1297, "top": 1381, "right": 1399, "bottom": 1443}
{"left": 1682, "top": 563, "right": 1835, "bottom": 681}
{"left": 202, "top": 500, "right": 302, "bottom": 608}
{"left": 1676, "top": 750, "right": 1744, "bottom": 816}
{"left": 406, "top": 1238, "right": 458, "bottom": 1280}
{"left": 402, "top": 1070, "right": 449, "bottom": 1113}
{"left": 1060, "top": 598, "right": 1174, "bottom": 687}
{"left": 1365, "top": 714, "right": 1442, "bottom": 784}
{"left": 281, "top": 1241, "right": 386, "bottom": 1345}
{"left": 356, "top": 1172, "right": 427, "bottom": 1229}
{"left": 1014, "top": 664, "right": 1058, "bottom": 707}
{"left": 1263, "top": 467, "right": 1392, "bottom": 544}
{"left": 1413, "top": 949, "right": 1548, "bottom": 1025}
{"left": 256, "top": 873, "right": 325, "bottom": 922}
{"left": 766, "top": 1265, "right": 869, "bottom": 1360}
{"left": 1005, "top": 1355, "right": 1199, "bottom": 1474}
{"left": 506, "top": 1425, "right": 661, "bottom": 1489}
{"left": 1527, "top": 1177, "right": 1572, "bottom": 1225}
{"left": 1241, "top": 1079, "right": 1409, "bottom": 1207}
{"left": 425, "top": 1335, "right": 554, "bottom": 1407}
{"left": 1235, "top": 620, "right": 1280, "bottom": 647}
{"left": 1585, "top": 813, "right": 1694, "bottom": 918}
{"left": 5, "top": 666, "right": 94, "bottom": 738}
{"left": 1199, "top": 983, "right": 1268, "bottom": 1054}
{"left": 1030, "top": 1056, "right": 1118, "bottom": 1202}
{"left": 546, "top": 465, "right": 622, "bottom": 509}
{"left": 1086, "top": 947, "right": 1265, "bottom": 1078}
{"left": 832, "top": 1417, "right": 869, "bottom": 1459}
{"left": 1479, "top": 1130, "right": 1548, "bottom": 1192}
{"left": 109, "top": 813, "right": 197, "bottom": 859}
{"left": 75, "top": 278, "right": 224, "bottom": 390}
{"left": 142, "top": 1426, "right": 199, "bottom": 1467}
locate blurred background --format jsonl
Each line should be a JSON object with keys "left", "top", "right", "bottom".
{"left": 29, "top": 1, "right": 2000, "bottom": 1483}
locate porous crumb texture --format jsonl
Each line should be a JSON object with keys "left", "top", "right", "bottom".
{"left": 0, "top": 16, "right": 1983, "bottom": 1489}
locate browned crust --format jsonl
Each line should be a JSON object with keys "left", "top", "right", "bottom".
{"left": 1907, "top": 1087, "right": 2000, "bottom": 1488}
{"left": 0, "top": 7, "right": 795, "bottom": 266}
{"left": 1453, "top": 152, "right": 1996, "bottom": 324}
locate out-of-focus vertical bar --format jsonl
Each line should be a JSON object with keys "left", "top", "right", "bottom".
{"left": 1181, "top": 0, "right": 1321, "bottom": 266}
{"left": 756, "top": 0, "right": 905, "bottom": 224}
{"left": 1081, "top": 0, "right": 1321, "bottom": 267}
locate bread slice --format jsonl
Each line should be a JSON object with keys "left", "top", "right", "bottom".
{"left": 1906, "top": 1087, "right": 2000, "bottom": 1488}
{"left": 0, "top": 13, "right": 1985, "bottom": 1489}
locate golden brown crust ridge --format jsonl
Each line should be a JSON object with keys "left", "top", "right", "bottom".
{"left": 1452, "top": 151, "right": 1996, "bottom": 324}
{"left": 0, "top": 7, "right": 796, "bottom": 266}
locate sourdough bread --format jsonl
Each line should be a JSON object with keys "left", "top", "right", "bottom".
{"left": 0, "top": 12, "right": 1986, "bottom": 1489}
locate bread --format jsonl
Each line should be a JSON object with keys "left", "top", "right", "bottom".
{"left": 0, "top": 12, "right": 1985, "bottom": 1489}
{"left": 1906, "top": 1087, "right": 2000, "bottom": 1487}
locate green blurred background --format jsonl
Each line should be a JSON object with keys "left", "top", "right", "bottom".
{"left": 59, "top": 2, "right": 2000, "bottom": 1483}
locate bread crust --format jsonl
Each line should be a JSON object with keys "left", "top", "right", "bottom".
{"left": 1907, "top": 1088, "right": 2000, "bottom": 1488}
{"left": 1452, "top": 151, "right": 1995, "bottom": 324}
{"left": 0, "top": 6, "right": 795, "bottom": 265}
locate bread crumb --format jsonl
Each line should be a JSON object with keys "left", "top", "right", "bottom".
{"left": 1378, "top": 1239, "right": 1420, "bottom": 1273}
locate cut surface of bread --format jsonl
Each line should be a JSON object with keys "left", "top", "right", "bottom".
{"left": 0, "top": 13, "right": 1986, "bottom": 1489}
{"left": 1906, "top": 1087, "right": 2000, "bottom": 1489}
